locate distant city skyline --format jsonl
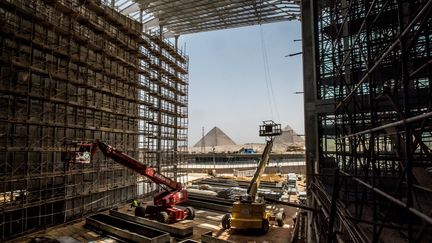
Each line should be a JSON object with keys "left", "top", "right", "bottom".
{"left": 176, "top": 20, "right": 303, "bottom": 145}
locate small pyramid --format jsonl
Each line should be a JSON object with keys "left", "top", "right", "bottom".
{"left": 274, "top": 125, "right": 304, "bottom": 144}
{"left": 193, "top": 127, "right": 236, "bottom": 147}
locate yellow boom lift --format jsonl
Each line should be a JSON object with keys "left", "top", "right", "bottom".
{"left": 221, "top": 120, "right": 284, "bottom": 233}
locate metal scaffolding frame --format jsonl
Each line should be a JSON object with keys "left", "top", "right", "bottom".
{"left": 0, "top": 0, "right": 188, "bottom": 240}
{"left": 303, "top": 0, "right": 432, "bottom": 242}
{"left": 139, "top": 31, "right": 189, "bottom": 186}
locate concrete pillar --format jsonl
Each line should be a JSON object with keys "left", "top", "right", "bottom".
{"left": 301, "top": 0, "right": 319, "bottom": 242}
{"left": 302, "top": 0, "right": 318, "bottom": 188}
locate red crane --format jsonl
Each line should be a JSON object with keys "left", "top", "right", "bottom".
{"left": 66, "top": 140, "right": 194, "bottom": 223}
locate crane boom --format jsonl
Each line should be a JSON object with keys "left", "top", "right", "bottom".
{"left": 247, "top": 138, "right": 274, "bottom": 199}
{"left": 63, "top": 140, "right": 193, "bottom": 223}
{"left": 245, "top": 121, "right": 281, "bottom": 201}
{"left": 96, "top": 141, "right": 182, "bottom": 191}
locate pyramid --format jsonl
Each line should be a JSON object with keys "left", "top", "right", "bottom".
{"left": 274, "top": 125, "right": 304, "bottom": 144}
{"left": 193, "top": 127, "right": 236, "bottom": 147}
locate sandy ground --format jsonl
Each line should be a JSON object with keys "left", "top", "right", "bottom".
{"left": 10, "top": 204, "right": 297, "bottom": 243}
{"left": 10, "top": 174, "right": 305, "bottom": 243}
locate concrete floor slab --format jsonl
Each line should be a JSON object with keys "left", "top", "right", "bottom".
{"left": 10, "top": 203, "right": 297, "bottom": 243}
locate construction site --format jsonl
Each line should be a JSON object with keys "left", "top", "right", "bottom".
{"left": 0, "top": 0, "right": 431, "bottom": 243}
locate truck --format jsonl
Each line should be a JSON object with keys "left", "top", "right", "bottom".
{"left": 239, "top": 148, "right": 257, "bottom": 154}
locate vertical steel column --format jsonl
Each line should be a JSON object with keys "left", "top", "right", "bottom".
{"left": 397, "top": 1, "right": 413, "bottom": 241}
{"left": 173, "top": 35, "right": 179, "bottom": 181}
{"left": 327, "top": 168, "right": 340, "bottom": 243}
{"left": 156, "top": 25, "right": 163, "bottom": 173}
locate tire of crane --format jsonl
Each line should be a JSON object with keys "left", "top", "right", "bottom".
{"left": 276, "top": 212, "right": 284, "bottom": 227}
{"left": 185, "top": 206, "right": 195, "bottom": 220}
{"left": 221, "top": 213, "right": 232, "bottom": 229}
{"left": 157, "top": 211, "right": 170, "bottom": 224}
{"left": 135, "top": 206, "right": 146, "bottom": 217}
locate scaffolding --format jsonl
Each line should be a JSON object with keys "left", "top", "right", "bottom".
{"left": 0, "top": 0, "right": 188, "bottom": 240}
{"left": 138, "top": 26, "right": 189, "bottom": 195}
{"left": 303, "top": 0, "right": 432, "bottom": 242}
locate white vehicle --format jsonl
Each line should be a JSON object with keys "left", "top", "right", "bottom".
{"left": 286, "top": 173, "right": 297, "bottom": 189}
{"left": 298, "top": 191, "right": 307, "bottom": 204}
{"left": 287, "top": 173, "right": 297, "bottom": 180}
{"left": 287, "top": 187, "right": 297, "bottom": 195}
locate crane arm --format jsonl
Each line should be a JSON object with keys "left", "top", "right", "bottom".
{"left": 247, "top": 138, "right": 274, "bottom": 199}
{"left": 96, "top": 141, "right": 182, "bottom": 191}
{"left": 245, "top": 121, "right": 281, "bottom": 201}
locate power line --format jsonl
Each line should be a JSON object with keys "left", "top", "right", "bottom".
{"left": 259, "top": 25, "right": 280, "bottom": 122}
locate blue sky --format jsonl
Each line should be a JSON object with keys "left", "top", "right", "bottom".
{"left": 176, "top": 20, "right": 303, "bottom": 145}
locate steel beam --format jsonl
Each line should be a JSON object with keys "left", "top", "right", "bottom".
{"left": 86, "top": 214, "right": 170, "bottom": 243}
{"left": 109, "top": 210, "right": 193, "bottom": 237}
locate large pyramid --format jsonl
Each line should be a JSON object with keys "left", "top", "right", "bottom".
{"left": 274, "top": 125, "right": 304, "bottom": 144}
{"left": 193, "top": 127, "right": 236, "bottom": 147}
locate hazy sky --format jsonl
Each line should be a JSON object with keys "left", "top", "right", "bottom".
{"left": 176, "top": 20, "right": 303, "bottom": 145}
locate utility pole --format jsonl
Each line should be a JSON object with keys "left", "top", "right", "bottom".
{"left": 212, "top": 146, "right": 216, "bottom": 170}
{"left": 201, "top": 126, "right": 205, "bottom": 153}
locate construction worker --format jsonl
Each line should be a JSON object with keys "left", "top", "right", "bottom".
{"left": 131, "top": 199, "right": 140, "bottom": 208}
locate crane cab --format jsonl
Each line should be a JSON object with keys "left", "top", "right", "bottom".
{"left": 230, "top": 201, "right": 270, "bottom": 231}
{"left": 222, "top": 198, "right": 285, "bottom": 234}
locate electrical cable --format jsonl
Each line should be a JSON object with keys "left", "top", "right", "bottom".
{"left": 259, "top": 25, "right": 281, "bottom": 122}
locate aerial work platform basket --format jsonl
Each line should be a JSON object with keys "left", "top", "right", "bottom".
{"left": 259, "top": 120, "right": 282, "bottom": 137}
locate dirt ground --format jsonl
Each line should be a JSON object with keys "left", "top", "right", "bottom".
{"left": 10, "top": 174, "right": 306, "bottom": 243}
{"left": 10, "top": 203, "right": 298, "bottom": 243}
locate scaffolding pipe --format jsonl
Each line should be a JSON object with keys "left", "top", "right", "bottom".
{"left": 335, "top": 0, "right": 432, "bottom": 111}
{"left": 338, "top": 111, "right": 432, "bottom": 140}
{"left": 340, "top": 170, "right": 432, "bottom": 225}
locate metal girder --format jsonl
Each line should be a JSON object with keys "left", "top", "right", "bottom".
{"left": 310, "top": 0, "right": 432, "bottom": 241}
{"left": 109, "top": 210, "right": 193, "bottom": 237}
{"left": 121, "top": 3, "right": 140, "bottom": 14}
{"left": 170, "top": 15, "right": 293, "bottom": 35}
{"left": 112, "top": 0, "right": 300, "bottom": 35}
{"left": 156, "top": 3, "right": 294, "bottom": 29}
